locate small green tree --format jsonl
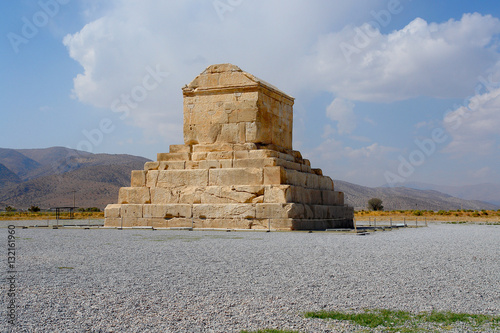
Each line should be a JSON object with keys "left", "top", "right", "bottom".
{"left": 28, "top": 205, "right": 40, "bottom": 212}
{"left": 367, "top": 198, "right": 384, "bottom": 211}
{"left": 5, "top": 206, "right": 16, "bottom": 212}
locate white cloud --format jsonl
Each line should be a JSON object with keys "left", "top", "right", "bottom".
{"left": 62, "top": 2, "right": 500, "bottom": 187}
{"left": 326, "top": 98, "right": 356, "bottom": 134}
{"left": 63, "top": 0, "right": 381, "bottom": 143}
{"left": 470, "top": 167, "right": 492, "bottom": 179}
{"left": 304, "top": 138, "right": 399, "bottom": 186}
{"left": 443, "top": 86, "right": 500, "bottom": 155}
{"left": 310, "top": 13, "right": 500, "bottom": 102}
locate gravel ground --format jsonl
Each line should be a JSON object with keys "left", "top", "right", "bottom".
{"left": 1, "top": 224, "right": 499, "bottom": 332}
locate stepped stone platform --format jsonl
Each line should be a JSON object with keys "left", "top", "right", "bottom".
{"left": 105, "top": 64, "right": 354, "bottom": 230}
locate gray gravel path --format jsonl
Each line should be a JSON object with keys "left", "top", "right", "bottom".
{"left": 1, "top": 224, "right": 499, "bottom": 332}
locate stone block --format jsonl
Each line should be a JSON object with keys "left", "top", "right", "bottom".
{"left": 256, "top": 203, "right": 304, "bottom": 219}
{"left": 178, "top": 186, "right": 202, "bottom": 204}
{"left": 248, "top": 149, "right": 279, "bottom": 159}
{"left": 234, "top": 143, "right": 257, "bottom": 151}
{"left": 277, "top": 152, "right": 295, "bottom": 162}
{"left": 328, "top": 205, "right": 348, "bottom": 218}
{"left": 280, "top": 160, "right": 301, "bottom": 171}
{"left": 321, "top": 190, "right": 336, "bottom": 206}
{"left": 206, "top": 151, "right": 233, "bottom": 160}
{"left": 234, "top": 150, "right": 249, "bottom": 159}
{"left": 309, "top": 189, "right": 322, "bottom": 205}
{"left": 157, "top": 152, "right": 191, "bottom": 161}
{"left": 104, "top": 217, "right": 121, "bottom": 227}
{"left": 143, "top": 204, "right": 191, "bottom": 218}
{"left": 199, "top": 160, "right": 232, "bottom": 169}
{"left": 192, "top": 152, "right": 208, "bottom": 161}
{"left": 233, "top": 158, "right": 278, "bottom": 168}
{"left": 306, "top": 173, "right": 319, "bottom": 189}
{"left": 313, "top": 205, "right": 329, "bottom": 219}
{"left": 118, "top": 188, "right": 151, "bottom": 204}
{"left": 201, "top": 186, "right": 264, "bottom": 204}
{"left": 319, "top": 176, "right": 334, "bottom": 190}
{"left": 219, "top": 123, "right": 241, "bottom": 143}
{"left": 121, "top": 217, "right": 151, "bottom": 227}
{"left": 286, "top": 169, "right": 307, "bottom": 187}
{"left": 304, "top": 205, "right": 314, "bottom": 219}
{"left": 157, "top": 169, "right": 209, "bottom": 187}
{"left": 159, "top": 161, "right": 186, "bottom": 170}
{"left": 121, "top": 204, "right": 143, "bottom": 218}
{"left": 150, "top": 187, "right": 180, "bottom": 204}
{"left": 131, "top": 170, "right": 146, "bottom": 187}
{"left": 238, "top": 122, "right": 246, "bottom": 142}
{"left": 154, "top": 218, "right": 192, "bottom": 229}
{"left": 192, "top": 143, "right": 235, "bottom": 153}
{"left": 192, "top": 218, "right": 253, "bottom": 230}
{"left": 263, "top": 185, "right": 291, "bottom": 203}
{"left": 169, "top": 144, "right": 191, "bottom": 153}
{"left": 146, "top": 170, "right": 159, "bottom": 187}
{"left": 300, "top": 164, "right": 312, "bottom": 173}
{"left": 291, "top": 150, "right": 302, "bottom": 161}
{"left": 209, "top": 168, "right": 263, "bottom": 186}
{"left": 268, "top": 218, "right": 294, "bottom": 230}
{"left": 185, "top": 161, "right": 200, "bottom": 169}
{"left": 144, "top": 161, "right": 159, "bottom": 171}
{"left": 263, "top": 166, "right": 286, "bottom": 185}
{"left": 335, "top": 191, "right": 344, "bottom": 205}
{"left": 312, "top": 168, "right": 323, "bottom": 176}
{"left": 193, "top": 204, "right": 256, "bottom": 219}
{"left": 289, "top": 186, "right": 311, "bottom": 204}
{"left": 104, "top": 204, "right": 121, "bottom": 218}
{"left": 233, "top": 106, "right": 259, "bottom": 123}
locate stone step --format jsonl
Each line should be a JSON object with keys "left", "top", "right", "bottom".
{"left": 134, "top": 166, "right": 332, "bottom": 190}
{"left": 157, "top": 147, "right": 304, "bottom": 164}
{"left": 106, "top": 202, "right": 352, "bottom": 221}
{"left": 144, "top": 157, "right": 312, "bottom": 173}
{"left": 118, "top": 184, "right": 343, "bottom": 206}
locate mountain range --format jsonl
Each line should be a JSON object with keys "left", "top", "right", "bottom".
{"left": 394, "top": 181, "right": 500, "bottom": 207}
{"left": 0, "top": 147, "right": 149, "bottom": 209}
{"left": 0, "top": 147, "right": 497, "bottom": 211}
{"left": 334, "top": 180, "right": 498, "bottom": 211}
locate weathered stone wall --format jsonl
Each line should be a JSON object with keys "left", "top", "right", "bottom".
{"left": 105, "top": 64, "right": 354, "bottom": 230}
{"left": 182, "top": 64, "right": 294, "bottom": 150}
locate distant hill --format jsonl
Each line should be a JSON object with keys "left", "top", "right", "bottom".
{"left": 0, "top": 147, "right": 150, "bottom": 210}
{"left": 334, "top": 180, "right": 499, "bottom": 211}
{"left": 0, "top": 148, "right": 41, "bottom": 180}
{"left": 0, "top": 163, "right": 21, "bottom": 187}
{"left": 399, "top": 181, "right": 500, "bottom": 207}
{"left": 0, "top": 163, "right": 145, "bottom": 209}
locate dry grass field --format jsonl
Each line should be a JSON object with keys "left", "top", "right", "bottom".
{"left": 0, "top": 211, "right": 104, "bottom": 220}
{"left": 356, "top": 209, "right": 500, "bottom": 223}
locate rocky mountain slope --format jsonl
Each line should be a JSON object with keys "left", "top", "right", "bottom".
{"left": 400, "top": 181, "right": 500, "bottom": 207}
{"left": 0, "top": 147, "right": 149, "bottom": 210}
{"left": 334, "top": 180, "right": 498, "bottom": 211}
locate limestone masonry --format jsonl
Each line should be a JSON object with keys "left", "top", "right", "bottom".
{"left": 104, "top": 64, "right": 354, "bottom": 230}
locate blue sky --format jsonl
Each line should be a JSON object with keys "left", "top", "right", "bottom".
{"left": 1, "top": 0, "right": 500, "bottom": 187}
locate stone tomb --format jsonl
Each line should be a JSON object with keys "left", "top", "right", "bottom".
{"left": 105, "top": 64, "right": 354, "bottom": 230}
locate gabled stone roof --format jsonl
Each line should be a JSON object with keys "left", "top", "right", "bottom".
{"left": 183, "top": 63, "right": 294, "bottom": 101}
